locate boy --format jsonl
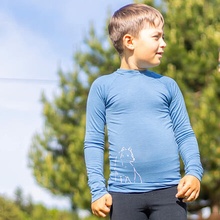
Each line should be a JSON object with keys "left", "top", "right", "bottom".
{"left": 84, "top": 3, "right": 203, "bottom": 220}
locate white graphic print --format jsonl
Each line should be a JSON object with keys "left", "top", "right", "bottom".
{"left": 113, "top": 147, "right": 142, "bottom": 183}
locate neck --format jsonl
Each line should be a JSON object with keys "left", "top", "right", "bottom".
{"left": 120, "top": 57, "right": 147, "bottom": 71}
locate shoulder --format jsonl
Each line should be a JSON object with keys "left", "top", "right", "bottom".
{"left": 89, "top": 71, "right": 118, "bottom": 97}
{"left": 149, "top": 71, "right": 179, "bottom": 88}
{"left": 149, "top": 71, "right": 181, "bottom": 100}
{"left": 92, "top": 71, "right": 117, "bottom": 85}
{"left": 149, "top": 71, "right": 175, "bottom": 83}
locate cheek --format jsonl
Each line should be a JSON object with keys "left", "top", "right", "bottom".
{"left": 143, "top": 40, "right": 157, "bottom": 51}
{"left": 135, "top": 40, "right": 157, "bottom": 58}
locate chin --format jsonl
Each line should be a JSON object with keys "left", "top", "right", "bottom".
{"left": 151, "top": 61, "right": 161, "bottom": 67}
{"left": 148, "top": 63, "right": 160, "bottom": 68}
{"left": 140, "top": 61, "right": 161, "bottom": 69}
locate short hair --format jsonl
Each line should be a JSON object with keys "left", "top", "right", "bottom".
{"left": 108, "top": 3, "right": 164, "bottom": 56}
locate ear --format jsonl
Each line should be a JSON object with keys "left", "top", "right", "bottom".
{"left": 123, "top": 34, "right": 135, "bottom": 50}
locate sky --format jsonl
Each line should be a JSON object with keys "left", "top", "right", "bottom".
{"left": 0, "top": 0, "right": 133, "bottom": 209}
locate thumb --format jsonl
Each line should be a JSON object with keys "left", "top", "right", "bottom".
{"left": 105, "top": 194, "right": 112, "bottom": 207}
{"left": 177, "top": 178, "right": 185, "bottom": 190}
{"left": 176, "top": 177, "right": 186, "bottom": 197}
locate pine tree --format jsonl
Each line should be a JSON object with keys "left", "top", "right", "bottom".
{"left": 0, "top": 196, "right": 26, "bottom": 220}
{"left": 28, "top": 26, "right": 119, "bottom": 210}
{"left": 142, "top": 0, "right": 220, "bottom": 213}
{"left": 29, "top": 0, "right": 220, "bottom": 215}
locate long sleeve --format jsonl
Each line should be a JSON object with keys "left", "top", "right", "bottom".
{"left": 168, "top": 80, "right": 203, "bottom": 181}
{"left": 84, "top": 69, "right": 203, "bottom": 200}
{"left": 84, "top": 79, "right": 108, "bottom": 202}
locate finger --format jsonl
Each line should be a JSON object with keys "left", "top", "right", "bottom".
{"left": 183, "top": 191, "right": 195, "bottom": 202}
{"left": 183, "top": 185, "right": 199, "bottom": 199}
{"left": 176, "top": 186, "right": 188, "bottom": 198}
{"left": 176, "top": 179, "right": 186, "bottom": 196}
{"left": 93, "top": 205, "right": 111, "bottom": 216}
{"left": 97, "top": 211, "right": 107, "bottom": 217}
{"left": 176, "top": 180, "right": 184, "bottom": 191}
{"left": 195, "top": 190, "right": 200, "bottom": 200}
{"left": 183, "top": 188, "right": 200, "bottom": 202}
{"left": 94, "top": 209, "right": 109, "bottom": 218}
{"left": 102, "top": 205, "right": 111, "bottom": 214}
{"left": 182, "top": 187, "right": 193, "bottom": 197}
{"left": 105, "top": 194, "right": 113, "bottom": 207}
{"left": 176, "top": 181, "right": 193, "bottom": 198}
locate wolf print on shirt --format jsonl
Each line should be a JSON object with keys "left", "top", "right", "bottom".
{"left": 113, "top": 147, "right": 142, "bottom": 183}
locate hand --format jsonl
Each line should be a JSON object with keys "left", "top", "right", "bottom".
{"left": 91, "top": 193, "right": 112, "bottom": 217}
{"left": 176, "top": 175, "right": 201, "bottom": 202}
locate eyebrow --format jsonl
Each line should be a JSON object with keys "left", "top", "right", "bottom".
{"left": 152, "top": 30, "right": 163, "bottom": 35}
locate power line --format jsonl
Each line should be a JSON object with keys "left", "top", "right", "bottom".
{"left": 0, "top": 77, "right": 58, "bottom": 84}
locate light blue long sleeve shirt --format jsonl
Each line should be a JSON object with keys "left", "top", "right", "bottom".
{"left": 84, "top": 69, "right": 203, "bottom": 202}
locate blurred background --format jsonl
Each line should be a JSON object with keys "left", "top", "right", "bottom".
{"left": 0, "top": 0, "right": 219, "bottom": 219}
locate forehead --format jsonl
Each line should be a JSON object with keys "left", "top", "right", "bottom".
{"left": 139, "top": 27, "right": 163, "bottom": 36}
{"left": 140, "top": 18, "right": 164, "bottom": 34}
{"left": 137, "top": 25, "right": 164, "bottom": 39}
{"left": 144, "top": 17, "right": 164, "bottom": 29}
{"left": 154, "top": 17, "right": 164, "bottom": 27}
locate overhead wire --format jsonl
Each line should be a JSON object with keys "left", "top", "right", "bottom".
{"left": 0, "top": 77, "right": 58, "bottom": 84}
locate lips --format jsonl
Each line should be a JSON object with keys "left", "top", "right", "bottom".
{"left": 156, "top": 52, "right": 163, "bottom": 58}
{"left": 156, "top": 51, "right": 163, "bottom": 56}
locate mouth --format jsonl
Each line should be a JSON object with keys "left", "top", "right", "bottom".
{"left": 156, "top": 52, "right": 163, "bottom": 58}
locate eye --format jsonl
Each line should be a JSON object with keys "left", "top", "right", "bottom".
{"left": 153, "top": 34, "right": 165, "bottom": 40}
{"left": 153, "top": 35, "right": 159, "bottom": 39}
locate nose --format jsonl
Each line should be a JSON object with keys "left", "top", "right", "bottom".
{"left": 160, "top": 38, "right": 166, "bottom": 48}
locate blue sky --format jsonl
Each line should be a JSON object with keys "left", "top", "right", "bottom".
{"left": 0, "top": 0, "right": 133, "bottom": 209}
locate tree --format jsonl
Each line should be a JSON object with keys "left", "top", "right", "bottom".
{"left": 29, "top": 0, "right": 220, "bottom": 215}
{"left": 14, "top": 187, "right": 25, "bottom": 212}
{"left": 0, "top": 196, "right": 27, "bottom": 220}
{"left": 14, "top": 187, "right": 34, "bottom": 215}
{"left": 28, "top": 26, "right": 119, "bottom": 211}
{"left": 29, "top": 204, "right": 78, "bottom": 220}
{"left": 29, "top": 68, "right": 89, "bottom": 209}
{"left": 192, "top": 71, "right": 220, "bottom": 213}
{"left": 141, "top": 0, "right": 220, "bottom": 214}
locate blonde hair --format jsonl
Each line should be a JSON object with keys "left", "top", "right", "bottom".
{"left": 108, "top": 3, "right": 164, "bottom": 56}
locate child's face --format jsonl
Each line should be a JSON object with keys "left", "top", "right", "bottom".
{"left": 132, "top": 20, "right": 166, "bottom": 69}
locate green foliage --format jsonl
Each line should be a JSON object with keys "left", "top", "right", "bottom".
{"left": 192, "top": 72, "right": 220, "bottom": 207}
{"left": 29, "top": 69, "right": 89, "bottom": 209}
{"left": 0, "top": 196, "right": 27, "bottom": 220}
{"left": 75, "top": 25, "right": 120, "bottom": 85}
{"left": 28, "top": 0, "right": 220, "bottom": 213}
{"left": 0, "top": 194, "right": 78, "bottom": 220}
{"left": 28, "top": 25, "right": 118, "bottom": 210}
{"left": 14, "top": 187, "right": 34, "bottom": 215}
{"left": 83, "top": 215, "right": 110, "bottom": 220}
{"left": 144, "top": 0, "right": 220, "bottom": 209}
{"left": 28, "top": 204, "right": 77, "bottom": 220}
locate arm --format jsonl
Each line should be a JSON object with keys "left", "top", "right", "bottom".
{"left": 84, "top": 79, "right": 110, "bottom": 203}
{"left": 169, "top": 80, "right": 203, "bottom": 201}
